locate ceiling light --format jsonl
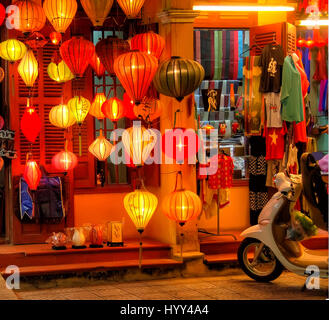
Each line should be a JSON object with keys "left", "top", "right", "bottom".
{"left": 193, "top": 5, "right": 295, "bottom": 12}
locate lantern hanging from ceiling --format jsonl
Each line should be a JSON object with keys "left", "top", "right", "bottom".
{"left": 0, "top": 39, "right": 27, "bottom": 62}
{"left": 52, "top": 150, "right": 78, "bottom": 172}
{"left": 88, "top": 129, "right": 113, "bottom": 161}
{"left": 90, "top": 93, "right": 106, "bottom": 120}
{"left": 50, "top": 32, "right": 62, "bottom": 45}
{"left": 81, "top": 0, "right": 114, "bottom": 27}
{"left": 101, "top": 97, "right": 124, "bottom": 123}
{"left": 43, "top": 0, "right": 77, "bottom": 34}
{"left": 68, "top": 96, "right": 91, "bottom": 126}
{"left": 130, "top": 32, "right": 165, "bottom": 59}
{"left": 49, "top": 104, "right": 76, "bottom": 129}
{"left": 89, "top": 51, "right": 106, "bottom": 78}
{"left": 18, "top": 49, "right": 39, "bottom": 88}
{"left": 114, "top": 51, "right": 158, "bottom": 105}
{"left": 24, "top": 154, "right": 42, "bottom": 191}
{"left": 15, "top": 0, "right": 46, "bottom": 34}
{"left": 134, "top": 98, "right": 162, "bottom": 122}
{"left": 297, "top": 37, "right": 306, "bottom": 48}
{"left": 21, "top": 99, "right": 42, "bottom": 143}
{"left": 95, "top": 37, "right": 130, "bottom": 77}
{"left": 60, "top": 37, "right": 95, "bottom": 78}
{"left": 123, "top": 93, "right": 138, "bottom": 120}
{"left": 305, "top": 37, "right": 315, "bottom": 48}
{"left": 47, "top": 60, "right": 75, "bottom": 83}
{"left": 153, "top": 56, "right": 205, "bottom": 102}
{"left": 0, "top": 157, "right": 4, "bottom": 171}
{"left": 117, "top": 0, "right": 146, "bottom": 19}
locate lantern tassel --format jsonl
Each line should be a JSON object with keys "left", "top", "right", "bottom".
{"left": 78, "top": 126, "right": 82, "bottom": 157}
{"left": 179, "top": 223, "right": 185, "bottom": 260}
{"left": 138, "top": 230, "right": 143, "bottom": 269}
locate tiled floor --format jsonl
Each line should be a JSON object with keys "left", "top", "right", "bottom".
{"left": 9, "top": 270, "right": 329, "bottom": 300}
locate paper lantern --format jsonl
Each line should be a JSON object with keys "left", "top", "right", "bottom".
{"left": 43, "top": 0, "right": 77, "bottom": 34}
{"left": 297, "top": 37, "right": 306, "bottom": 48}
{"left": 153, "top": 56, "right": 205, "bottom": 102}
{"left": 0, "top": 115, "right": 4, "bottom": 130}
{"left": 101, "top": 97, "right": 124, "bottom": 122}
{"left": 68, "top": 96, "right": 90, "bottom": 125}
{"left": 15, "top": 0, "right": 46, "bottom": 34}
{"left": 88, "top": 129, "right": 113, "bottom": 161}
{"left": 52, "top": 150, "right": 78, "bottom": 172}
{"left": 81, "top": 0, "right": 114, "bottom": 27}
{"left": 0, "top": 157, "right": 4, "bottom": 171}
{"left": 21, "top": 100, "right": 42, "bottom": 143}
{"left": 117, "top": 0, "right": 146, "bottom": 19}
{"left": 123, "top": 93, "right": 138, "bottom": 120}
{"left": 0, "top": 39, "right": 27, "bottom": 62}
{"left": 89, "top": 51, "right": 106, "bottom": 78}
{"left": 130, "top": 32, "right": 165, "bottom": 59}
{"left": 47, "top": 60, "right": 74, "bottom": 83}
{"left": 50, "top": 32, "right": 62, "bottom": 45}
{"left": 114, "top": 51, "right": 158, "bottom": 105}
{"left": 24, "top": 157, "right": 42, "bottom": 191}
{"left": 90, "top": 93, "right": 106, "bottom": 120}
{"left": 133, "top": 98, "right": 162, "bottom": 122}
{"left": 60, "top": 37, "right": 95, "bottom": 78}
{"left": 95, "top": 37, "right": 130, "bottom": 76}
{"left": 49, "top": 104, "right": 76, "bottom": 129}
{"left": 0, "top": 67, "right": 4, "bottom": 83}
{"left": 305, "top": 37, "right": 315, "bottom": 48}
{"left": 18, "top": 49, "right": 39, "bottom": 88}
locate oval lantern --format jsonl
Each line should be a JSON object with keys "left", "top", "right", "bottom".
{"left": 81, "top": 0, "right": 114, "bottom": 27}
{"left": 90, "top": 93, "right": 106, "bottom": 120}
{"left": 43, "top": 0, "right": 77, "bottom": 34}
{"left": 0, "top": 67, "right": 4, "bottom": 83}
{"left": 18, "top": 49, "right": 39, "bottom": 88}
{"left": 95, "top": 37, "right": 130, "bottom": 77}
{"left": 0, "top": 157, "right": 4, "bottom": 171}
{"left": 52, "top": 150, "right": 78, "bottom": 172}
{"left": 89, "top": 51, "right": 106, "bottom": 78}
{"left": 134, "top": 98, "right": 162, "bottom": 122}
{"left": 123, "top": 93, "right": 138, "bottom": 120}
{"left": 153, "top": 56, "right": 205, "bottom": 102}
{"left": 50, "top": 31, "right": 62, "bottom": 45}
{"left": 114, "top": 51, "right": 158, "bottom": 105}
{"left": 47, "top": 60, "right": 75, "bottom": 83}
{"left": 0, "top": 115, "right": 4, "bottom": 130}
{"left": 297, "top": 37, "right": 306, "bottom": 48}
{"left": 305, "top": 37, "right": 315, "bottom": 49}
{"left": 88, "top": 129, "right": 113, "bottom": 161}
{"left": 130, "top": 32, "right": 165, "bottom": 59}
{"left": 15, "top": 0, "right": 46, "bottom": 34}
{"left": 68, "top": 96, "right": 91, "bottom": 126}
{"left": 0, "top": 39, "right": 27, "bottom": 62}
{"left": 24, "top": 156, "right": 42, "bottom": 191}
{"left": 101, "top": 97, "right": 124, "bottom": 123}
{"left": 21, "top": 100, "right": 42, "bottom": 143}
{"left": 49, "top": 104, "right": 76, "bottom": 129}
{"left": 117, "top": 0, "right": 146, "bottom": 19}
{"left": 60, "top": 37, "right": 95, "bottom": 78}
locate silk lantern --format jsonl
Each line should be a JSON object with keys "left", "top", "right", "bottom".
{"left": 47, "top": 60, "right": 74, "bottom": 83}
{"left": 24, "top": 155, "right": 42, "bottom": 191}
{"left": 43, "top": 0, "right": 77, "bottom": 34}
{"left": 21, "top": 100, "right": 42, "bottom": 143}
{"left": 153, "top": 56, "right": 205, "bottom": 102}
{"left": 0, "top": 39, "right": 27, "bottom": 62}
{"left": 0, "top": 115, "right": 4, "bottom": 130}
{"left": 95, "top": 37, "right": 130, "bottom": 76}
{"left": 49, "top": 104, "right": 76, "bottom": 129}
{"left": 89, "top": 51, "right": 106, "bottom": 78}
{"left": 123, "top": 93, "right": 138, "bottom": 120}
{"left": 0, "top": 67, "right": 4, "bottom": 83}
{"left": 114, "top": 51, "right": 158, "bottom": 105}
{"left": 52, "top": 150, "right": 78, "bottom": 172}
{"left": 117, "top": 0, "right": 146, "bottom": 19}
{"left": 60, "top": 37, "right": 95, "bottom": 78}
{"left": 134, "top": 98, "right": 162, "bottom": 122}
{"left": 81, "top": 0, "right": 114, "bottom": 27}
{"left": 101, "top": 97, "right": 124, "bottom": 123}
{"left": 130, "top": 32, "right": 165, "bottom": 59}
{"left": 305, "top": 37, "right": 315, "bottom": 48}
{"left": 297, "top": 37, "right": 306, "bottom": 48}
{"left": 88, "top": 129, "right": 113, "bottom": 161}
{"left": 90, "top": 93, "right": 106, "bottom": 120}
{"left": 18, "top": 49, "right": 39, "bottom": 88}
{"left": 50, "top": 32, "right": 62, "bottom": 45}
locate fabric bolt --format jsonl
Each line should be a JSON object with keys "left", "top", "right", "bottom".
{"left": 222, "top": 31, "right": 227, "bottom": 80}
{"left": 194, "top": 30, "right": 201, "bottom": 65}
{"left": 263, "top": 123, "right": 287, "bottom": 160}
{"left": 229, "top": 30, "right": 235, "bottom": 79}
{"left": 233, "top": 31, "right": 239, "bottom": 80}
{"left": 201, "top": 30, "right": 212, "bottom": 80}
{"left": 266, "top": 160, "right": 284, "bottom": 188}
{"left": 238, "top": 31, "right": 244, "bottom": 79}
{"left": 264, "top": 92, "right": 282, "bottom": 128}
{"left": 319, "top": 80, "right": 328, "bottom": 112}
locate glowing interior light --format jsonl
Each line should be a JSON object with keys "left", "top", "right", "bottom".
{"left": 299, "top": 19, "right": 329, "bottom": 26}
{"left": 193, "top": 5, "right": 295, "bottom": 12}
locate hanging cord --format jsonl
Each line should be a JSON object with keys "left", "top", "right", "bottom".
{"left": 174, "top": 170, "right": 183, "bottom": 191}
{"left": 173, "top": 108, "right": 181, "bottom": 129}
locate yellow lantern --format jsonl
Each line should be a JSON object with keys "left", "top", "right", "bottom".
{"left": 68, "top": 96, "right": 90, "bottom": 126}
{"left": 81, "top": 0, "right": 114, "bottom": 27}
{"left": 47, "top": 60, "right": 74, "bottom": 83}
{"left": 117, "top": 0, "right": 146, "bottom": 19}
{"left": 18, "top": 49, "right": 38, "bottom": 88}
{"left": 0, "top": 39, "right": 27, "bottom": 63}
{"left": 90, "top": 93, "right": 106, "bottom": 120}
{"left": 88, "top": 129, "right": 113, "bottom": 161}
{"left": 49, "top": 104, "right": 76, "bottom": 129}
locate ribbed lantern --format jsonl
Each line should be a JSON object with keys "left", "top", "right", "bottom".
{"left": 88, "top": 129, "right": 113, "bottom": 161}
{"left": 24, "top": 155, "right": 42, "bottom": 191}
{"left": 18, "top": 49, "right": 39, "bottom": 88}
{"left": 81, "top": 0, "right": 114, "bottom": 27}
{"left": 60, "top": 37, "right": 95, "bottom": 78}
{"left": 0, "top": 39, "right": 27, "bottom": 62}
{"left": 15, "top": 0, "right": 46, "bottom": 34}
{"left": 95, "top": 37, "right": 130, "bottom": 76}
{"left": 101, "top": 97, "right": 124, "bottom": 123}
{"left": 133, "top": 98, "right": 162, "bottom": 122}
{"left": 90, "top": 93, "right": 106, "bottom": 120}
{"left": 130, "top": 32, "right": 165, "bottom": 59}
{"left": 50, "top": 32, "right": 62, "bottom": 45}
{"left": 21, "top": 99, "right": 42, "bottom": 143}
{"left": 153, "top": 56, "right": 205, "bottom": 102}
{"left": 49, "top": 104, "right": 76, "bottom": 129}
{"left": 47, "top": 60, "right": 74, "bottom": 83}
{"left": 52, "top": 150, "right": 78, "bottom": 172}
{"left": 68, "top": 96, "right": 90, "bottom": 126}
{"left": 114, "top": 51, "right": 158, "bottom": 105}
{"left": 89, "top": 51, "right": 106, "bottom": 78}
{"left": 43, "top": 0, "right": 77, "bottom": 34}
{"left": 123, "top": 93, "right": 138, "bottom": 120}
{"left": 117, "top": 0, "right": 146, "bottom": 19}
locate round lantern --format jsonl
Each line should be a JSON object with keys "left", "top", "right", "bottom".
{"left": 114, "top": 51, "right": 158, "bottom": 105}
{"left": 47, "top": 60, "right": 75, "bottom": 83}
{"left": 123, "top": 93, "right": 138, "bottom": 120}
{"left": 15, "top": 0, "right": 46, "bottom": 34}
{"left": 305, "top": 37, "right": 315, "bottom": 48}
{"left": 95, "top": 37, "right": 130, "bottom": 77}
{"left": 101, "top": 97, "right": 124, "bottom": 123}
{"left": 133, "top": 98, "right": 162, "bottom": 122}
{"left": 89, "top": 51, "right": 106, "bottom": 78}
{"left": 117, "top": 0, "right": 146, "bottom": 19}
{"left": 0, "top": 115, "right": 4, "bottom": 130}
{"left": 0, "top": 67, "right": 4, "bottom": 83}
{"left": 90, "top": 93, "right": 106, "bottom": 120}
{"left": 50, "top": 32, "right": 62, "bottom": 45}
{"left": 130, "top": 32, "right": 165, "bottom": 59}
{"left": 52, "top": 150, "right": 78, "bottom": 172}
{"left": 49, "top": 104, "right": 76, "bottom": 129}
{"left": 21, "top": 100, "right": 42, "bottom": 143}
{"left": 81, "top": 0, "right": 114, "bottom": 27}
{"left": 297, "top": 37, "right": 306, "bottom": 48}
{"left": 0, "top": 39, "right": 27, "bottom": 62}
{"left": 88, "top": 129, "right": 113, "bottom": 161}
{"left": 153, "top": 56, "right": 205, "bottom": 102}
{"left": 162, "top": 128, "right": 200, "bottom": 165}
{"left": 0, "top": 157, "right": 4, "bottom": 171}
{"left": 43, "top": 0, "right": 77, "bottom": 34}
{"left": 24, "top": 155, "right": 42, "bottom": 191}
{"left": 68, "top": 96, "right": 91, "bottom": 126}
{"left": 18, "top": 49, "right": 39, "bottom": 88}
{"left": 60, "top": 37, "right": 95, "bottom": 78}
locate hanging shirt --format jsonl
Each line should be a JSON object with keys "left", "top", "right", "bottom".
{"left": 263, "top": 123, "right": 287, "bottom": 160}
{"left": 264, "top": 92, "right": 282, "bottom": 128}
{"left": 208, "top": 154, "right": 234, "bottom": 189}
{"left": 259, "top": 44, "right": 285, "bottom": 93}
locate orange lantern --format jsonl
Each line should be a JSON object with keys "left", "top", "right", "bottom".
{"left": 50, "top": 32, "right": 62, "bottom": 45}
{"left": 117, "top": 0, "right": 146, "bottom": 19}
{"left": 130, "top": 32, "right": 165, "bottom": 59}
{"left": 81, "top": 0, "right": 114, "bottom": 27}
{"left": 52, "top": 150, "right": 78, "bottom": 172}
{"left": 89, "top": 51, "right": 106, "bottom": 78}
{"left": 133, "top": 98, "right": 162, "bottom": 122}
{"left": 18, "top": 49, "right": 39, "bottom": 88}
{"left": 88, "top": 129, "right": 113, "bottom": 161}
{"left": 24, "top": 154, "right": 42, "bottom": 191}
{"left": 113, "top": 51, "right": 158, "bottom": 105}
{"left": 101, "top": 97, "right": 124, "bottom": 123}
{"left": 297, "top": 37, "right": 306, "bottom": 48}
{"left": 90, "top": 93, "right": 106, "bottom": 120}
{"left": 0, "top": 157, "right": 4, "bottom": 171}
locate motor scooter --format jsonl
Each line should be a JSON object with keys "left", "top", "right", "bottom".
{"left": 238, "top": 153, "right": 328, "bottom": 282}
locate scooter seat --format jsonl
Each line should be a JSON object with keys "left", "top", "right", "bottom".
{"left": 289, "top": 247, "right": 328, "bottom": 270}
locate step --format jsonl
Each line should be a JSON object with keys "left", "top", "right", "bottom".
{"left": 200, "top": 238, "right": 242, "bottom": 255}
{"left": 204, "top": 253, "right": 238, "bottom": 265}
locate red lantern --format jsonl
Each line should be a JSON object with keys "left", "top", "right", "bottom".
{"left": 60, "top": 37, "right": 95, "bottom": 78}
{"left": 113, "top": 51, "right": 158, "bottom": 105}
{"left": 123, "top": 93, "right": 138, "bottom": 120}
{"left": 0, "top": 115, "right": 4, "bottom": 130}
{"left": 50, "top": 32, "right": 62, "bottom": 45}
{"left": 101, "top": 97, "right": 124, "bottom": 122}
{"left": 162, "top": 128, "right": 200, "bottom": 165}
{"left": 130, "top": 32, "right": 165, "bottom": 59}
{"left": 20, "top": 100, "right": 42, "bottom": 143}
{"left": 297, "top": 37, "right": 306, "bottom": 48}
{"left": 95, "top": 37, "right": 130, "bottom": 77}
{"left": 89, "top": 51, "right": 106, "bottom": 78}
{"left": 52, "top": 150, "right": 78, "bottom": 172}
{"left": 24, "top": 156, "right": 42, "bottom": 191}
{"left": 305, "top": 37, "right": 315, "bottom": 48}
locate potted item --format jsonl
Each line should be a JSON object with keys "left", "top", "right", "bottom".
{"left": 46, "top": 232, "right": 68, "bottom": 250}
{"left": 72, "top": 227, "right": 87, "bottom": 249}
{"left": 90, "top": 225, "right": 104, "bottom": 248}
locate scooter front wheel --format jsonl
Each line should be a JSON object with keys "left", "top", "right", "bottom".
{"left": 238, "top": 238, "right": 284, "bottom": 282}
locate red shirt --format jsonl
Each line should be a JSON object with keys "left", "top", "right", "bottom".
{"left": 208, "top": 154, "right": 234, "bottom": 189}
{"left": 263, "top": 123, "right": 287, "bottom": 160}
